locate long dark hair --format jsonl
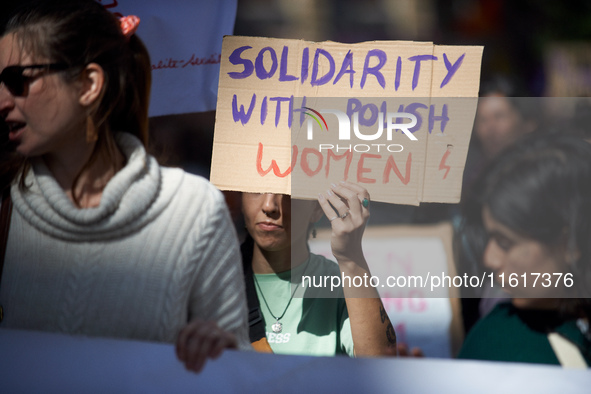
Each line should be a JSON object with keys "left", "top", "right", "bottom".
{"left": 0, "top": 0, "right": 151, "bottom": 198}
{"left": 460, "top": 133, "right": 591, "bottom": 318}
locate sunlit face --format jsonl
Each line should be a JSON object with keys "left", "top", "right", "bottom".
{"left": 482, "top": 206, "right": 569, "bottom": 308}
{"left": 475, "top": 95, "right": 528, "bottom": 159}
{"left": 0, "top": 33, "right": 86, "bottom": 158}
{"left": 242, "top": 193, "right": 319, "bottom": 253}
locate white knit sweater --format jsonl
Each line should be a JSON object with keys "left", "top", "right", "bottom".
{"left": 1, "top": 133, "right": 250, "bottom": 348}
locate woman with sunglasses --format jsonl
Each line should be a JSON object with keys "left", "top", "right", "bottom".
{"left": 0, "top": 0, "right": 249, "bottom": 371}
{"left": 457, "top": 134, "right": 591, "bottom": 366}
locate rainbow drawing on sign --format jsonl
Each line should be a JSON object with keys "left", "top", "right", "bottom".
{"left": 302, "top": 107, "right": 329, "bottom": 132}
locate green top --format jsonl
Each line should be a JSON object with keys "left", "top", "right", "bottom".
{"left": 254, "top": 253, "right": 354, "bottom": 357}
{"left": 458, "top": 302, "right": 591, "bottom": 366}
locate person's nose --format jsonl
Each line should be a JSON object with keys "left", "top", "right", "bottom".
{"left": 0, "top": 83, "right": 16, "bottom": 119}
{"left": 261, "top": 193, "right": 280, "bottom": 216}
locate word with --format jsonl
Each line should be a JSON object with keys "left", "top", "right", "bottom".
{"left": 227, "top": 45, "right": 465, "bottom": 91}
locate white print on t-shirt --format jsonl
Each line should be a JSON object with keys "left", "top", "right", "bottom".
{"left": 266, "top": 332, "right": 291, "bottom": 344}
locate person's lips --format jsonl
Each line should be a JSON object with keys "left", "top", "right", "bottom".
{"left": 257, "top": 221, "right": 282, "bottom": 231}
{"left": 6, "top": 121, "right": 26, "bottom": 141}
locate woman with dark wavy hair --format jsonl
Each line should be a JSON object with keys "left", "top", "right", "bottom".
{"left": 0, "top": 0, "right": 249, "bottom": 372}
{"left": 458, "top": 133, "right": 591, "bottom": 366}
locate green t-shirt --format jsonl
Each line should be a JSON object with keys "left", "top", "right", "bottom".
{"left": 254, "top": 253, "right": 354, "bottom": 357}
{"left": 458, "top": 302, "right": 591, "bottom": 366}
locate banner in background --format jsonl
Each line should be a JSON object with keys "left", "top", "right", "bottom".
{"left": 102, "top": 0, "right": 237, "bottom": 117}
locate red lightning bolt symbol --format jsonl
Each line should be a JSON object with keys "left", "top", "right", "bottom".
{"left": 439, "top": 148, "right": 452, "bottom": 179}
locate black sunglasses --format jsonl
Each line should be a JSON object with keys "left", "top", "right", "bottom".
{"left": 0, "top": 63, "right": 69, "bottom": 96}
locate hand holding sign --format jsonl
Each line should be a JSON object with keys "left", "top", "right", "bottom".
{"left": 176, "top": 319, "right": 238, "bottom": 373}
{"left": 318, "top": 182, "right": 370, "bottom": 265}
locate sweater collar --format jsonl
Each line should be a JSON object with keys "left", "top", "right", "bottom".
{"left": 12, "top": 133, "right": 164, "bottom": 241}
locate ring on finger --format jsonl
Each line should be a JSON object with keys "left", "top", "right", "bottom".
{"left": 362, "top": 198, "right": 370, "bottom": 208}
{"left": 329, "top": 216, "right": 339, "bottom": 222}
{"left": 340, "top": 210, "right": 350, "bottom": 219}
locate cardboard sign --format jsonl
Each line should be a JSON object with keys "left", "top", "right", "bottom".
{"left": 103, "top": 0, "right": 237, "bottom": 117}
{"left": 309, "top": 222, "right": 463, "bottom": 358}
{"left": 211, "top": 36, "right": 483, "bottom": 204}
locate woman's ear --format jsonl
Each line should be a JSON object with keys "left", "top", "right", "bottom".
{"left": 78, "top": 63, "right": 104, "bottom": 107}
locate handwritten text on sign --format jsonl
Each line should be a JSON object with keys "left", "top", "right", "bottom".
{"left": 211, "top": 36, "right": 483, "bottom": 204}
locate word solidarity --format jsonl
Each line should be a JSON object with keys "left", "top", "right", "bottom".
{"left": 228, "top": 45, "right": 465, "bottom": 91}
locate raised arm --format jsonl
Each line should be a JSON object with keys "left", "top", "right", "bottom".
{"left": 318, "top": 182, "right": 396, "bottom": 357}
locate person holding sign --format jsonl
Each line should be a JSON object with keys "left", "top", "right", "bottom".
{"left": 0, "top": 0, "right": 249, "bottom": 372}
{"left": 458, "top": 134, "right": 591, "bottom": 366}
{"left": 240, "top": 182, "right": 396, "bottom": 356}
